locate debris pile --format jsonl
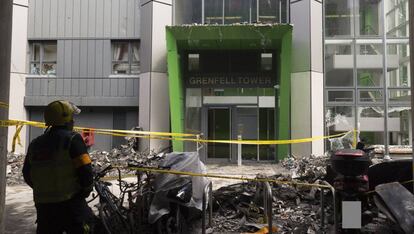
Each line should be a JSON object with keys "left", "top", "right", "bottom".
{"left": 281, "top": 155, "right": 329, "bottom": 182}
{"left": 212, "top": 175, "right": 329, "bottom": 233}
{"left": 6, "top": 152, "right": 26, "bottom": 185}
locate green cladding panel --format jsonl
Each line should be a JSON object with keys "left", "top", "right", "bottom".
{"left": 166, "top": 25, "right": 293, "bottom": 159}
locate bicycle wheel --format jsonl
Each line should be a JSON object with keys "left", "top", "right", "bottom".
{"left": 99, "top": 202, "right": 130, "bottom": 234}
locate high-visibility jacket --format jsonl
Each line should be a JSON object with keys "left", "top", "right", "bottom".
{"left": 28, "top": 129, "right": 81, "bottom": 204}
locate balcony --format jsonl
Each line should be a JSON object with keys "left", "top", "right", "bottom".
{"left": 25, "top": 77, "right": 139, "bottom": 107}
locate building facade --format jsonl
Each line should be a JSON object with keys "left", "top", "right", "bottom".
{"left": 8, "top": 0, "right": 411, "bottom": 160}
{"left": 324, "top": 0, "right": 411, "bottom": 155}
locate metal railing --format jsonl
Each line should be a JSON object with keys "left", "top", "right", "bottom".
{"left": 202, "top": 181, "right": 213, "bottom": 234}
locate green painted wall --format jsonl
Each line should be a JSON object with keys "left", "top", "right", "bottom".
{"left": 166, "top": 25, "right": 293, "bottom": 159}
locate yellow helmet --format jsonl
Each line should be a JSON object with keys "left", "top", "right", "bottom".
{"left": 44, "top": 100, "right": 81, "bottom": 126}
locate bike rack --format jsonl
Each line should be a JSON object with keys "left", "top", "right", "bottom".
{"left": 263, "top": 181, "right": 273, "bottom": 234}
{"left": 202, "top": 181, "right": 213, "bottom": 234}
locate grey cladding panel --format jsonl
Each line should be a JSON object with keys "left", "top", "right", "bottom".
{"left": 42, "top": 0, "right": 51, "bottom": 37}
{"left": 291, "top": 0, "right": 311, "bottom": 73}
{"left": 102, "top": 40, "right": 111, "bottom": 76}
{"left": 41, "top": 79, "right": 48, "bottom": 95}
{"left": 95, "top": 79, "right": 103, "bottom": 96}
{"left": 34, "top": 0, "right": 43, "bottom": 38}
{"left": 28, "top": 0, "right": 35, "bottom": 37}
{"left": 29, "top": 0, "right": 141, "bottom": 39}
{"left": 88, "top": 0, "right": 96, "bottom": 37}
{"left": 103, "top": 79, "right": 110, "bottom": 96}
{"left": 80, "top": 0, "right": 89, "bottom": 37}
{"left": 57, "top": 40, "right": 65, "bottom": 77}
{"left": 64, "top": 40, "right": 73, "bottom": 78}
{"left": 87, "top": 79, "right": 95, "bottom": 96}
{"left": 111, "top": 79, "right": 118, "bottom": 96}
{"left": 26, "top": 79, "right": 33, "bottom": 96}
{"left": 79, "top": 79, "right": 87, "bottom": 96}
{"left": 95, "top": 40, "right": 104, "bottom": 77}
{"left": 65, "top": 0, "right": 73, "bottom": 37}
{"left": 96, "top": 0, "right": 104, "bottom": 38}
{"left": 71, "top": 40, "right": 80, "bottom": 78}
{"left": 71, "top": 79, "right": 79, "bottom": 96}
{"left": 64, "top": 79, "right": 71, "bottom": 96}
{"left": 48, "top": 79, "right": 56, "bottom": 95}
{"left": 126, "top": 79, "right": 134, "bottom": 96}
{"left": 119, "top": 0, "right": 128, "bottom": 37}
{"left": 49, "top": 0, "right": 58, "bottom": 37}
{"left": 79, "top": 41, "right": 88, "bottom": 77}
{"left": 118, "top": 78, "right": 126, "bottom": 97}
{"left": 57, "top": 0, "right": 65, "bottom": 37}
{"left": 56, "top": 79, "right": 64, "bottom": 95}
{"left": 111, "top": 0, "right": 120, "bottom": 37}
{"left": 72, "top": 0, "right": 81, "bottom": 37}
{"left": 87, "top": 40, "right": 95, "bottom": 77}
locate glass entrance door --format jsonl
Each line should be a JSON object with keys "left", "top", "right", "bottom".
{"left": 234, "top": 106, "right": 258, "bottom": 160}
{"left": 207, "top": 107, "right": 231, "bottom": 159}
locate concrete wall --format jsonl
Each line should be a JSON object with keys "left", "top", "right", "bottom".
{"left": 139, "top": 0, "right": 171, "bottom": 152}
{"left": 290, "top": 0, "right": 324, "bottom": 157}
{"left": 28, "top": 0, "right": 140, "bottom": 39}
{"left": 8, "top": 0, "right": 29, "bottom": 153}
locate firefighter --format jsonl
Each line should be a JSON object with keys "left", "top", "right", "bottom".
{"left": 23, "top": 100, "right": 94, "bottom": 234}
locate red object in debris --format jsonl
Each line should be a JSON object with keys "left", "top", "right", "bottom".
{"left": 81, "top": 129, "right": 95, "bottom": 147}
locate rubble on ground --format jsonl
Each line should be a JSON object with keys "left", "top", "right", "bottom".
{"left": 211, "top": 174, "right": 329, "bottom": 233}
{"left": 281, "top": 155, "right": 329, "bottom": 182}
{"left": 6, "top": 152, "right": 26, "bottom": 185}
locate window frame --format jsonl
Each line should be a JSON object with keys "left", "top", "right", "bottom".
{"left": 111, "top": 40, "right": 140, "bottom": 75}
{"left": 29, "top": 41, "right": 57, "bottom": 76}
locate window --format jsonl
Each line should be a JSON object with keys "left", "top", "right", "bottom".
{"left": 112, "top": 41, "right": 140, "bottom": 75}
{"left": 30, "top": 41, "right": 57, "bottom": 75}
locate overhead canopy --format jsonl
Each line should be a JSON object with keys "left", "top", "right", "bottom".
{"left": 166, "top": 24, "right": 292, "bottom": 50}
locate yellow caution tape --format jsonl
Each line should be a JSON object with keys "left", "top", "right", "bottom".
{"left": 122, "top": 166, "right": 332, "bottom": 189}
{"left": 1, "top": 119, "right": 356, "bottom": 151}
{"left": 11, "top": 124, "right": 23, "bottom": 152}
{"left": 0, "top": 102, "right": 9, "bottom": 108}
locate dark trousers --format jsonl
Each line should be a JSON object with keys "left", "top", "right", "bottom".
{"left": 35, "top": 195, "right": 94, "bottom": 234}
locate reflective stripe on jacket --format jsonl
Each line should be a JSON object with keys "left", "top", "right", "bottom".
{"left": 29, "top": 129, "right": 81, "bottom": 204}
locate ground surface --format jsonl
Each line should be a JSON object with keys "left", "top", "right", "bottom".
{"left": 5, "top": 163, "right": 289, "bottom": 233}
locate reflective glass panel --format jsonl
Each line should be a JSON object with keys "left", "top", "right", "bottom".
{"left": 385, "top": 0, "right": 409, "bottom": 38}
{"left": 325, "top": 43, "right": 354, "bottom": 87}
{"left": 357, "top": 44, "right": 383, "bottom": 87}
{"left": 258, "top": 0, "right": 279, "bottom": 24}
{"left": 112, "top": 42, "right": 129, "bottom": 61}
{"left": 388, "top": 106, "right": 411, "bottom": 145}
{"left": 205, "top": 0, "right": 223, "bottom": 24}
{"left": 325, "top": 0, "right": 353, "bottom": 37}
{"left": 387, "top": 43, "right": 410, "bottom": 87}
{"left": 358, "top": 0, "right": 381, "bottom": 36}
{"left": 43, "top": 44, "right": 57, "bottom": 61}
{"left": 358, "top": 106, "right": 384, "bottom": 145}
{"left": 224, "top": 0, "right": 250, "bottom": 24}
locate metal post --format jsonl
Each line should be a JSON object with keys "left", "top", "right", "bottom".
{"left": 237, "top": 135, "right": 242, "bottom": 166}
{"left": 409, "top": 0, "right": 414, "bottom": 193}
{"left": 202, "top": 181, "right": 213, "bottom": 234}
{"left": 320, "top": 188, "right": 325, "bottom": 230}
{"left": 382, "top": 0, "right": 390, "bottom": 160}
{"left": 0, "top": 1, "right": 13, "bottom": 232}
{"left": 263, "top": 182, "right": 273, "bottom": 234}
